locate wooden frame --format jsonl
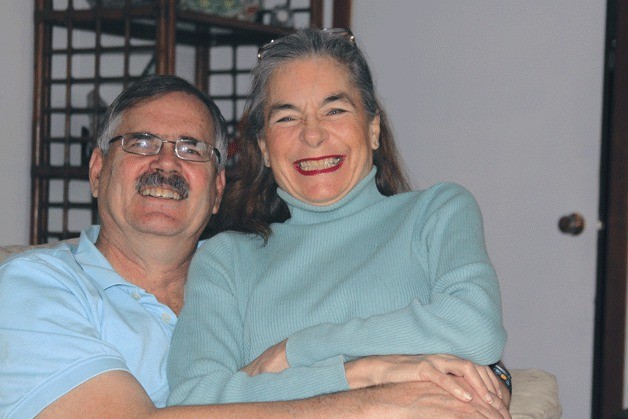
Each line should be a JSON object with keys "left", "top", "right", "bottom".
{"left": 31, "top": 0, "right": 351, "bottom": 244}
{"left": 592, "top": 0, "right": 628, "bottom": 417}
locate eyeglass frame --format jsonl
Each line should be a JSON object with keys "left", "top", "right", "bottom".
{"left": 257, "top": 28, "right": 356, "bottom": 60}
{"left": 108, "top": 132, "right": 221, "bottom": 164}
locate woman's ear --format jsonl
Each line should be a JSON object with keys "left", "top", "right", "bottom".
{"left": 211, "top": 169, "right": 227, "bottom": 215}
{"left": 370, "top": 113, "right": 381, "bottom": 150}
{"left": 258, "top": 136, "right": 271, "bottom": 167}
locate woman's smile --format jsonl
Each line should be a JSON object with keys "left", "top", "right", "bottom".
{"left": 294, "top": 155, "right": 344, "bottom": 175}
{"left": 259, "top": 56, "right": 380, "bottom": 206}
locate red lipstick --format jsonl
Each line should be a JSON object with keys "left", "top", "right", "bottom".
{"left": 294, "top": 155, "right": 344, "bottom": 176}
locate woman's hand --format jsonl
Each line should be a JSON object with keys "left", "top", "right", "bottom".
{"left": 241, "top": 344, "right": 508, "bottom": 410}
{"left": 344, "top": 354, "right": 503, "bottom": 405}
{"left": 240, "top": 339, "right": 289, "bottom": 376}
{"left": 360, "top": 379, "right": 512, "bottom": 419}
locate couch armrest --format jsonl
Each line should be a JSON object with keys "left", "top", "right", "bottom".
{"left": 510, "top": 368, "right": 561, "bottom": 419}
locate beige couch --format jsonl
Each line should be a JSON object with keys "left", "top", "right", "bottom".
{"left": 0, "top": 243, "right": 561, "bottom": 418}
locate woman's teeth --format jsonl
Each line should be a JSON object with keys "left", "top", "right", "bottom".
{"left": 297, "top": 157, "right": 342, "bottom": 171}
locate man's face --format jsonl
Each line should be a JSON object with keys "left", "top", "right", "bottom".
{"left": 89, "top": 92, "right": 225, "bottom": 242}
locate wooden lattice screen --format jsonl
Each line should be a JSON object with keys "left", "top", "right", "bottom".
{"left": 31, "top": 0, "right": 339, "bottom": 243}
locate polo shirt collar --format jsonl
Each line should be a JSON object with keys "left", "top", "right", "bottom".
{"left": 74, "top": 225, "right": 132, "bottom": 290}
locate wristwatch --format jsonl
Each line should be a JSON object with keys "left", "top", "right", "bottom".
{"left": 490, "top": 362, "right": 512, "bottom": 395}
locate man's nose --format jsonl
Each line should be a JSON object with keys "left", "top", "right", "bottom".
{"left": 151, "top": 141, "right": 182, "bottom": 170}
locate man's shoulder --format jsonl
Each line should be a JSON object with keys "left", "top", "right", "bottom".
{"left": 1, "top": 239, "right": 79, "bottom": 270}
{"left": 0, "top": 225, "right": 99, "bottom": 270}
{"left": 0, "top": 239, "right": 76, "bottom": 264}
{"left": 0, "top": 236, "right": 102, "bottom": 300}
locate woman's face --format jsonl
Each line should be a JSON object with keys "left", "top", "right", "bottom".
{"left": 258, "top": 56, "right": 380, "bottom": 206}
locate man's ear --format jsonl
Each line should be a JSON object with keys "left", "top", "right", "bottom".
{"left": 212, "top": 169, "right": 227, "bottom": 215}
{"left": 89, "top": 148, "right": 104, "bottom": 199}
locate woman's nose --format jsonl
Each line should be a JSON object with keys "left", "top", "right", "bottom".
{"left": 300, "top": 118, "right": 327, "bottom": 147}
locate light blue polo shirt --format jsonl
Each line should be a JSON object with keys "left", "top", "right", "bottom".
{"left": 0, "top": 226, "right": 177, "bottom": 418}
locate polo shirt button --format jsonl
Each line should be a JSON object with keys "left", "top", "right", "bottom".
{"left": 161, "top": 313, "right": 171, "bottom": 324}
{"left": 132, "top": 292, "right": 141, "bottom": 300}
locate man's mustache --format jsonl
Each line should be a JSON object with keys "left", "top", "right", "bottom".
{"left": 135, "top": 171, "right": 190, "bottom": 199}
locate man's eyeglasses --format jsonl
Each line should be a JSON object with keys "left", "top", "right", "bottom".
{"left": 108, "top": 132, "right": 221, "bottom": 164}
{"left": 257, "top": 28, "right": 356, "bottom": 60}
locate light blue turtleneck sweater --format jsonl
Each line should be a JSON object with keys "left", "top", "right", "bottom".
{"left": 168, "top": 168, "right": 506, "bottom": 405}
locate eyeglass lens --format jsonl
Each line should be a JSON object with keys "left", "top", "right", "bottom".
{"left": 121, "top": 133, "right": 217, "bottom": 163}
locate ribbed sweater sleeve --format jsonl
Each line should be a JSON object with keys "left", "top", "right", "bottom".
{"left": 167, "top": 235, "right": 349, "bottom": 406}
{"left": 285, "top": 183, "right": 506, "bottom": 367}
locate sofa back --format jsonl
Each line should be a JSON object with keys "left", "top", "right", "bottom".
{"left": 0, "top": 240, "right": 78, "bottom": 264}
{"left": 0, "top": 245, "right": 36, "bottom": 264}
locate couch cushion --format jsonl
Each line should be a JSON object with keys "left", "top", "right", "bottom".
{"left": 510, "top": 368, "right": 562, "bottom": 419}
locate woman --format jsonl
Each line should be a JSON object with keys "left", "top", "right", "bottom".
{"left": 168, "top": 28, "right": 508, "bottom": 409}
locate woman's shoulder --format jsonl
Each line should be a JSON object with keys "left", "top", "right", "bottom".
{"left": 393, "top": 182, "right": 477, "bottom": 209}
{"left": 195, "top": 230, "right": 264, "bottom": 260}
{"left": 380, "top": 183, "right": 482, "bottom": 231}
{"left": 189, "top": 231, "right": 267, "bottom": 293}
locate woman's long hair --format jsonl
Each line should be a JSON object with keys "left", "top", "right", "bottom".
{"left": 213, "top": 28, "right": 411, "bottom": 242}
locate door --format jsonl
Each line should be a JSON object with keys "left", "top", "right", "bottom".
{"left": 352, "top": 3, "right": 605, "bottom": 418}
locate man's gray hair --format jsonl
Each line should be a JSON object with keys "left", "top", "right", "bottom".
{"left": 96, "top": 75, "right": 228, "bottom": 170}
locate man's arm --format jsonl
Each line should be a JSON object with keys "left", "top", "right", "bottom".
{"left": 41, "top": 370, "right": 510, "bottom": 418}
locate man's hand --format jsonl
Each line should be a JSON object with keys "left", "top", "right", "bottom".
{"left": 344, "top": 354, "right": 503, "bottom": 406}
{"left": 241, "top": 339, "right": 289, "bottom": 376}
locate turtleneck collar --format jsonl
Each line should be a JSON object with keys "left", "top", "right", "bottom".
{"left": 276, "top": 167, "right": 385, "bottom": 224}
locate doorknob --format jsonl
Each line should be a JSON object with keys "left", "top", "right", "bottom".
{"left": 558, "top": 213, "right": 585, "bottom": 235}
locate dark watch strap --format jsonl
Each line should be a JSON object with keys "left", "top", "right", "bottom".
{"left": 489, "top": 362, "right": 512, "bottom": 395}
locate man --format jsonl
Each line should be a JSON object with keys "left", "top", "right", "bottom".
{"left": 0, "top": 75, "right": 509, "bottom": 418}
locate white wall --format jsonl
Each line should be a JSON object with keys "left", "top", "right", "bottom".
{"left": 1, "top": 1, "right": 614, "bottom": 415}
{"left": 0, "top": 2, "right": 34, "bottom": 245}
{"left": 351, "top": 2, "right": 605, "bottom": 418}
